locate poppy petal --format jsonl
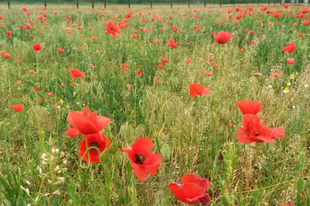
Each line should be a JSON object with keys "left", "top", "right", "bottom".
{"left": 181, "top": 174, "right": 210, "bottom": 193}
{"left": 131, "top": 161, "right": 148, "bottom": 180}
{"left": 148, "top": 164, "right": 160, "bottom": 175}
{"left": 187, "top": 193, "right": 211, "bottom": 205}
{"left": 168, "top": 184, "right": 187, "bottom": 203}
{"left": 66, "top": 128, "right": 81, "bottom": 137}
{"left": 132, "top": 137, "right": 154, "bottom": 152}
{"left": 182, "top": 183, "right": 202, "bottom": 199}
{"left": 270, "top": 127, "right": 285, "bottom": 139}
{"left": 237, "top": 128, "right": 255, "bottom": 144}
{"left": 67, "top": 112, "right": 98, "bottom": 134}
{"left": 202, "top": 88, "right": 211, "bottom": 95}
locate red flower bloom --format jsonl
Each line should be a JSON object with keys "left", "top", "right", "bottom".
{"left": 209, "top": 57, "right": 215, "bottom": 62}
{"left": 32, "top": 43, "right": 41, "bottom": 52}
{"left": 79, "top": 133, "right": 111, "bottom": 163}
{"left": 298, "top": 33, "right": 304, "bottom": 37}
{"left": 157, "top": 64, "right": 163, "bottom": 69}
{"left": 189, "top": 83, "right": 211, "bottom": 99}
{"left": 160, "top": 58, "right": 169, "bottom": 63}
{"left": 302, "top": 20, "right": 309, "bottom": 26}
{"left": 273, "top": 12, "right": 281, "bottom": 18}
{"left": 272, "top": 72, "right": 281, "bottom": 77}
{"left": 237, "top": 114, "right": 285, "bottom": 144}
{"left": 12, "top": 104, "right": 23, "bottom": 112}
{"left": 236, "top": 100, "right": 262, "bottom": 115}
{"left": 214, "top": 64, "right": 219, "bottom": 69}
{"left": 121, "top": 138, "right": 162, "bottom": 181}
{"left": 212, "top": 31, "right": 232, "bottom": 44}
{"left": 167, "top": 38, "right": 178, "bottom": 48}
{"left": 287, "top": 58, "right": 295, "bottom": 64}
{"left": 4, "top": 53, "right": 11, "bottom": 59}
{"left": 58, "top": 48, "right": 63, "bottom": 53}
{"left": 240, "top": 48, "right": 245, "bottom": 53}
{"left": 168, "top": 174, "right": 211, "bottom": 205}
{"left": 67, "top": 107, "right": 111, "bottom": 137}
{"left": 69, "top": 68, "right": 84, "bottom": 79}
{"left": 105, "top": 20, "right": 120, "bottom": 38}
{"left": 7, "top": 30, "right": 11, "bottom": 38}
{"left": 254, "top": 73, "right": 262, "bottom": 77}
{"left": 282, "top": 42, "right": 296, "bottom": 53}
{"left": 122, "top": 64, "right": 128, "bottom": 71}
{"left": 283, "top": 4, "right": 288, "bottom": 8}
{"left": 206, "top": 72, "right": 213, "bottom": 76}
{"left": 130, "top": 34, "right": 137, "bottom": 39}
{"left": 137, "top": 69, "right": 142, "bottom": 77}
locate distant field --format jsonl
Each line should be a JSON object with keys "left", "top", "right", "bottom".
{"left": 0, "top": 4, "right": 310, "bottom": 206}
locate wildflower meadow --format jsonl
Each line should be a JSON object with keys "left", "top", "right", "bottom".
{"left": 1, "top": 3, "right": 310, "bottom": 206}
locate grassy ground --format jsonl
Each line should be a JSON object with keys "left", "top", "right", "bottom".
{"left": 1, "top": 4, "right": 310, "bottom": 206}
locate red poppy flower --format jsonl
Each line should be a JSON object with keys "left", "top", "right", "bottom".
{"left": 160, "top": 58, "right": 169, "bottom": 63}
{"left": 302, "top": 20, "right": 309, "bottom": 26}
{"left": 7, "top": 30, "right": 11, "bottom": 38}
{"left": 240, "top": 49, "right": 245, "bottom": 53}
{"left": 254, "top": 73, "right": 262, "bottom": 77}
{"left": 69, "top": 68, "right": 84, "bottom": 79}
{"left": 283, "top": 4, "right": 288, "bottom": 8}
{"left": 214, "top": 64, "right": 219, "bottom": 69}
{"left": 121, "top": 138, "right": 162, "bottom": 181}
{"left": 236, "top": 100, "right": 262, "bottom": 115}
{"left": 167, "top": 38, "right": 178, "bottom": 48}
{"left": 130, "top": 34, "right": 137, "bottom": 39}
{"left": 126, "top": 84, "right": 131, "bottom": 89}
{"left": 287, "top": 58, "right": 295, "bottom": 64}
{"left": 79, "top": 133, "right": 111, "bottom": 163}
{"left": 282, "top": 42, "right": 296, "bottom": 53}
{"left": 272, "top": 72, "right": 281, "bottom": 77}
{"left": 32, "top": 43, "right": 41, "bottom": 52}
{"left": 189, "top": 83, "right": 211, "bottom": 99}
{"left": 273, "top": 13, "right": 281, "bottom": 18}
{"left": 122, "top": 64, "right": 128, "bottom": 71}
{"left": 22, "top": 7, "right": 27, "bottom": 12}
{"left": 137, "top": 69, "right": 142, "bottom": 77}
{"left": 4, "top": 53, "right": 11, "bottom": 59}
{"left": 237, "top": 114, "right": 285, "bottom": 144}
{"left": 58, "top": 48, "right": 63, "bottom": 53}
{"left": 157, "top": 64, "right": 163, "bottom": 69}
{"left": 237, "top": 115, "right": 271, "bottom": 144}
{"left": 12, "top": 104, "right": 23, "bottom": 112}
{"left": 212, "top": 31, "right": 232, "bottom": 44}
{"left": 209, "top": 57, "right": 215, "bottom": 62}
{"left": 168, "top": 174, "right": 211, "bottom": 205}
{"left": 67, "top": 107, "right": 111, "bottom": 137}
{"left": 298, "top": 33, "right": 304, "bottom": 37}
{"left": 105, "top": 20, "right": 120, "bottom": 38}
{"left": 206, "top": 72, "right": 213, "bottom": 76}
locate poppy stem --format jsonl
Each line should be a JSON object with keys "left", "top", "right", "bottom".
{"left": 79, "top": 146, "right": 100, "bottom": 169}
{"left": 255, "top": 143, "right": 261, "bottom": 188}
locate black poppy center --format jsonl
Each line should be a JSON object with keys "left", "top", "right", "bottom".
{"left": 134, "top": 153, "right": 146, "bottom": 165}
{"left": 90, "top": 141, "right": 100, "bottom": 150}
{"left": 255, "top": 132, "right": 259, "bottom": 136}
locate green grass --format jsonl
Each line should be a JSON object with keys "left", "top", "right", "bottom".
{"left": 1, "top": 4, "right": 310, "bottom": 206}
